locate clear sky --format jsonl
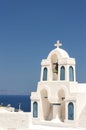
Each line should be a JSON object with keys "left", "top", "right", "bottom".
{"left": 0, "top": 0, "right": 86, "bottom": 95}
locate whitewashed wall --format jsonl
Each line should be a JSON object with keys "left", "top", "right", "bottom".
{"left": 0, "top": 112, "right": 32, "bottom": 130}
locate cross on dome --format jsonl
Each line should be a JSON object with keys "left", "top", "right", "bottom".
{"left": 54, "top": 40, "right": 62, "bottom": 48}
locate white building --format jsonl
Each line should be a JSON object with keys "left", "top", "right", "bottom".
{"left": 31, "top": 40, "right": 86, "bottom": 127}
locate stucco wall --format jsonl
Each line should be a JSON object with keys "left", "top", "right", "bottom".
{"left": 0, "top": 112, "right": 32, "bottom": 130}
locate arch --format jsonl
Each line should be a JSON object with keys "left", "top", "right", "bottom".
{"left": 41, "top": 89, "right": 48, "bottom": 98}
{"left": 69, "top": 66, "right": 74, "bottom": 81}
{"left": 58, "top": 89, "right": 65, "bottom": 103}
{"left": 40, "top": 89, "right": 52, "bottom": 120}
{"left": 57, "top": 85, "right": 69, "bottom": 99}
{"left": 60, "top": 66, "right": 65, "bottom": 80}
{"left": 33, "top": 102, "right": 38, "bottom": 118}
{"left": 57, "top": 89, "right": 66, "bottom": 121}
{"left": 43, "top": 67, "right": 47, "bottom": 81}
{"left": 68, "top": 102, "right": 74, "bottom": 120}
{"left": 51, "top": 54, "right": 58, "bottom": 80}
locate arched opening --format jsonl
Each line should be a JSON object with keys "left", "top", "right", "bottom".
{"left": 58, "top": 89, "right": 65, "bottom": 121}
{"left": 51, "top": 54, "right": 58, "bottom": 80}
{"left": 40, "top": 89, "right": 52, "bottom": 120}
{"left": 60, "top": 66, "right": 65, "bottom": 80}
{"left": 68, "top": 102, "right": 74, "bottom": 120}
{"left": 33, "top": 102, "right": 38, "bottom": 118}
{"left": 69, "top": 66, "right": 74, "bottom": 81}
{"left": 58, "top": 89, "right": 65, "bottom": 103}
{"left": 43, "top": 67, "right": 47, "bottom": 81}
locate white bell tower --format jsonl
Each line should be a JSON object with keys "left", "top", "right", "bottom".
{"left": 40, "top": 40, "right": 76, "bottom": 82}
{"left": 31, "top": 40, "right": 77, "bottom": 123}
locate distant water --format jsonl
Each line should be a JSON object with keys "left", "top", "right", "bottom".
{"left": 0, "top": 95, "right": 31, "bottom": 112}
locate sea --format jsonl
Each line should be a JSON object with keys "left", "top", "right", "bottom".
{"left": 0, "top": 95, "right": 31, "bottom": 112}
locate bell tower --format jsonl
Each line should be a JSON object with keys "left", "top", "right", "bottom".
{"left": 31, "top": 40, "right": 77, "bottom": 123}
{"left": 40, "top": 40, "right": 76, "bottom": 82}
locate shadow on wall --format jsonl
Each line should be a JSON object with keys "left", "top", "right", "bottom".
{"left": 40, "top": 89, "right": 53, "bottom": 120}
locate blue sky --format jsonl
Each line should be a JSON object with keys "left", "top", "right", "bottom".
{"left": 0, "top": 0, "right": 86, "bottom": 95}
